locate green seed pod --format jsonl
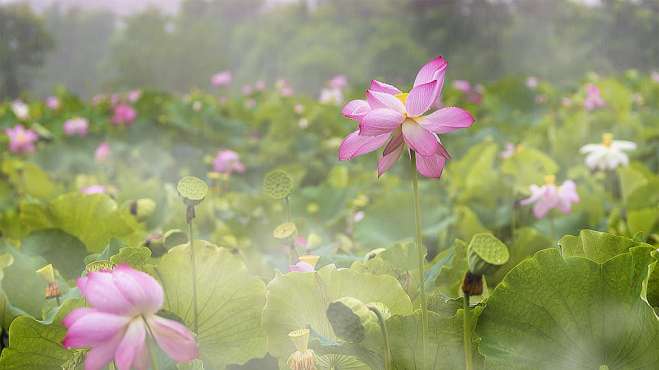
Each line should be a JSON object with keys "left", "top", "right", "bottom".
{"left": 467, "top": 233, "right": 510, "bottom": 276}
{"left": 326, "top": 297, "right": 376, "bottom": 343}
{"left": 130, "top": 198, "right": 156, "bottom": 222}
{"left": 263, "top": 169, "right": 293, "bottom": 200}
{"left": 85, "top": 260, "right": 115, "bottom": 273}
{"left": 177, "top": 176, "right": 208, "bottom": 207}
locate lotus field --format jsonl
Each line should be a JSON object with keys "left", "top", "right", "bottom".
{"left": 0, "top": 57, "right": 658, "bottom": 370}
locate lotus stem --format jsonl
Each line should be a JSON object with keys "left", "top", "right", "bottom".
{"left": 187, "top": 213, "right": 199, "bottom": 333}
{"left": 463, "top": 293, "right": 473, "bottom": 370}
{"left": 368, "top": 305, "right": 392, "bottom": 370}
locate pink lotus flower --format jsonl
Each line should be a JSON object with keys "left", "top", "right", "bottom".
{"left": 81, "top": 185, "right": 107, "bottom": 195}
{"left": 520, "top": 176, "right": 580, "bottom": 219}
{"left": 5, "top": 124, "right": 38, "bottom": 153}
{"left": 213, "top": 149, "right": 245, "bottom": 174}
{"left": 526, "top": 76, "right": 539, "bottom": 89}
{"left": 452, "top": 80, "right": 471, "bottom": 93}
{"left": 584, "top": 84, "right": 605, "bottom": 111}
{"left": 242, "top": 84, "right": 253, "bottom": 95}
{"left": 288, "top": 261, "right": 314, "bottom": 273}
{"left": 451, "top": 80, "right": 483, "bottom": 104}
{"left": 127, "top": 90, "right": 142, "bottom": 103}
{"left": 112, "top": 104, "right": 137, "bottom": 126}
{"left": 211, "top": 71, "right": 232, "bottom": 87}
{"left": 276, "top": 79, "right": 294, "bottom": 97}
{"left": 338, "top": 56, "right": 475, "bottom": 178}
{"left": 63, "top": 265, "right": 198, "bottom": 370}
{"left": 255, "top": 80, "right": 266, "bottom": 91}
{"left": 46, "top": 96, "right": 60, "bottom": 110}
{"left": 63, "top": 117, "right": 89, "bottom": 137}
{"left": 95, "top": 142, "right": 110, "bottom": 162}
{"left": 329, "top": 75, "right": 348, "bottom": 89}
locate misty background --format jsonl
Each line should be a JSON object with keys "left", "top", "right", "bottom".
{"left": 0, "top": 0, "right": 657, "bottom": 99}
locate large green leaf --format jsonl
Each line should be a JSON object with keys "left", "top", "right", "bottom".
{"left": 489, "top": 227, "right": 551, "bottom": 285}
{"left": 477, "top": 247, "right": 659, "bottom": 370}
{"left": 558, "top": 229, "right": 649, "bottom": 263}
{"left": 0, "top": 245, "right": 50, "bottom": 320}
{"left": 501, "top": 146, "right": 558, "bottom": 188}
{"left": 262, "top": 264, "right": 413, "bottom": 360}
{"left": 21, "top": 229, "right": 88, "bottom": 279}
{"left": 20, "top": 193, "right": 141, "bottom": 252}
{"left": 155, "top": 241, "right": 266, "bottom": 369}
{"left": 350, "top": 242, "right": 420, "bottom": 299}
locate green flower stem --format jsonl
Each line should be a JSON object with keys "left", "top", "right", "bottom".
{"left": 368, "top": 305, "right": 392, "bottom": 370}
{"left": 409, "top": 152, "right": 428, "bottom": 365}
{"left": 187, "top": 213, "right": 199, "bottom": 333}
{"left": 284, "top": 196, "right": 291, "bottom": 222}
{"left": 463, "top": 293, "right": 473, "bottom": 370}
{"left": 143, "top": 318, "right": 160, "bottom": 370}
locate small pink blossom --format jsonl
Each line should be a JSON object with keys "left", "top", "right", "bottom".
{"left": 584, "top": 84, "right": 605, "bottom": 111}
{"left": 112, "top": 104, "right": 137, "bottom": 126}
{"left": 294, "top": 236, "right": 308, "bottom": 249}
{"left": 211, "top": 70, "right": 232, "bottom": 87}
{"left": 127, "top": 90, "right": 142, "bottom": 103}
{"left": 526, "top": 77, "right": 539, "bottom": 89}
{"left": 338, "top": 56, "right": 475, "bottom": 178}
{"left": 5, "top": 124, "right": 38, "bottom": 153}
{"left": 500, "top": 143, "right": 516, "bottom": 159}
{"left": 520, "top": 176, "right": 579, "bottom": 219}
{"left": 92, "top": 95, "right": 106, "bottom": 106}
{"left": 276, "top": 79, "right": 294, "bottom": 97}
{"left": 255, "top": 80, "right": 266, "bottom": 91}
{"left": 46, "top": 96, "right": 60, "bottom": 110}
{"left": 452, "top": 80, "right": 471, "bottom": 93}
{"left": 651, "top": 71, "right": 659, "bottom": 83}
{"left": 354, "top": 211, "right": 365, "bottom": 222}
{"left": 288, "top": 261, "right": 314, "bottom": 273}
{"left": 63, "top": 117, "right": 89, "bottom": 137}
{"left": 63, "top": 265, "right": 199, "bottom": 370}
{"left": 293, "top": 104, "right": 305, "bottom": 115}
{"left": 95, "top": 142, "right": 110, "bottom": 162}
{"left": 81, "top": 185, "right": 107, "bottom": 195}
{"left": 242, "top": 84, "right": 253, "bottom": 95}
{"left": 329, "top": 75, "right": 348, "bottom": 89}
{"left": 213, "top": 149, "right": 245, "bottom": 174}
{"left": 451, "top": 80, "right": 482, "bottom": 104}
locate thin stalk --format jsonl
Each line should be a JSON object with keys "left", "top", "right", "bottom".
{"left": 409, "top": 152, "right": 428, "bottom": 364}
{"left": 284, "top": 196, "right": 291, "bottom": 222}
{"left": 143, "top": 318, "right": 160, "bottom": 370}
{"left": 187, "top": 217, "right": 199, "bottom": 333}
{"left": 463, "top": 294, "right": 473, "bottom": 370}
{"left": 368, "top": 306, "right": 392, "bottom": 370}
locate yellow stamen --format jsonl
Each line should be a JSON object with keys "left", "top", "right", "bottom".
{"left": 544, "top": 175, "right": 556, "bottom": 185}
{"left": 288, "top": 328, "right": 310, "bottom": 352}
{"left": 602, "top": 133, "right": 613, "bottom": 147}
{"left": 395, "top": 93, "right": 408, "bottom": 105}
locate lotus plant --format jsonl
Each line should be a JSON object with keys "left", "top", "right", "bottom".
{"left": 63, "top": 265, "right": 198, "bottom": 370}
{"left": 583, "top": 83, "right": 605, "bottom": 111}
{"left": 520, "top": 175, "right": 580, "bottom": 219}
{"left": 63, "top": 117, "right": 89, "bottom": 137}
{"left": 211, "top": 70, "right": 232, "bottom": 87}
{"left": 213, "top": 149, "right": 246, "bottom": 174}
{"left": 5, "top": 124, "right": 38, "bottom": 154}
{"left": 46, "top": 96, "right": 60, "bottom": 110}
{"left": 580, "top": 133, "right": 636, "bottom": 171}
{"left": 95, "top": 142, "right": 111, "bottom": 162}
{"left": 11, "top": 100, "right": 29, "bottom": 120}
{"left": 112, "top": 104, "right": 137, "bottom": 126}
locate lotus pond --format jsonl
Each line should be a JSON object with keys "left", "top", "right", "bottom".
{"left": 0, "top": 59, "right": 658, "bottom": 370}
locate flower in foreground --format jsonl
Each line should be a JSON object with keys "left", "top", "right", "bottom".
{"left": 583, "top": 83, "right": 605, "bottom": 111}
{"left": 11, "top": 100, "right": 29, "bottom": 120}
{"left": 287, "top": 329, "right": 316, "bottom": 370}
{"left": 63, "top": 117, "right": 89, "bottom": 137}
{"left": 5, "top": 124, "right": 38, "bottom": 153}
{"left": 579, "top": 133, "right": 636, "bottom": 171}
{"left": 520, "top": 175, "right": 579, "bottom": 219}
{"left": 95, "top": 142, "right": 110, "bottom": 162}
{"left": 63, "top": 265, "right": 198, "bottom": 370}
{"left": 112, "top": 104, "right": 137, "bottom": 126}
{"left": 211, "top": 70, "right": 232, "bottom": 87}
{"left": 212, "top": 149, "right": 245, "bottom": 174}
{"left": 339, "top": 56, "right": 475, "bottom": 178}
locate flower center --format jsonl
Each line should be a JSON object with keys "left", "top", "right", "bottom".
{"left": 395, "top": 92, "right": 408, "bottom": 105}
{"left": 602, "top": 133, "right": 613, "bottom": 147}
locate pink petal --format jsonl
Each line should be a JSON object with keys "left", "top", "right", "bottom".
{"left": 338, "top": 130, "right": 389, "bottom": 160}
{"left": 115, "top": 319, "right": 148, "bottom": 370}
{"left": 369, "top": 80, "right": 401, "bottom": 95}
{"left": 63, "top": 312, "right": 130, "bottom": 348}
{"left": 342, "top": 99, "right": 370, "bottom": 120}
{"left": 80, "top": 271, "right": 134, "bottom": 315}
{"left": 83, "top": 330, "right": 125, "bottom": 370}
{"left": 378, "top": 141, "right": 404, "bottom": 177}
{"left": 112, "top": 265, "right": 164, "bottom": 315}
{"left": 415, "top": 152, "right": 447, "bottom": 178}
{"left": 63, "top": 308, "right": 94, "bottom": 328}
{"left": 436, "top": 139, "right": 451, "bottom": 159}
{"left": 417, "top": 107, "right": 474, "bottom": 134}
{"left": 402, "top": 120, "right": 438, "bottom": 157}
{"left": 406, "top": 80, "right": 439, "bottom": 117}
{"left": 520, "top": 185, "right": 544, "bottom": 206}
{"left": 288, "top": 261, "right": 314, "bottom": 272}
{"left": 366, "top": 90, "right": 405, "bottom": 113}
{"left": 382, "top": 130, "right": 404, "bottom": 156}
{"left": 413, "top": 56, "right": 448, "bottom": 88}
{"left": 533, "top": 200, "right": 553, "bottom": 219}
{"left": 359, "top": 108, "right": 404, "bottom": 136}
{"left": 148, "top": 315, "right": 199, "bottom": 362}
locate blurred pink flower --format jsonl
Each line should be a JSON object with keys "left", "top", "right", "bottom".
{"left": 95, "top": 142, "right": 110, "bottom": 162}
{"left": 213, "top": 149, "right": 245, "bottom": 174}
{"left": 319, "top": 87, "right": 343, "bottom": 105}
{"left": 451, "top": 80, "right": 482, "bottom": 104}
{"left": 5, "top": 124, "right": 38, "bottom": 154}
{"left": 452, "top": 80, "right": 471, "bottom": 93}
{"left": 242, "top": 84, "right": 253, "bottom": 95}
{"left": 63, "top": 117, "right": 89, "bottom": 137}
{"left": 500, "top": 143, "right": 516, "bottom": 159}
{"left": 584, "top": 84, "right": 605, "bottom": 111}
{"left": 276, "top": 79, "right": 294, "bottom": 97}
{"left": 293, "top": 104, "right": 305, "bottom": 115}
{"left": 81, "top": 185, "right": 107, "bottom": 195}
{"left": 46, "top": 96, "right": 60, "bottom": 110}
{"left": 92, "top": 95, "right": 106, "bottom": 106}
{"left": 211, "top": 70, "right": 232, "bottom": 87}
{"left": 255, "top": 80, "right": 266, "bottom": 91}
{"left": 526, "top": 76, "right": 539, "bottom": 89}
{"left": 11, "top": 100, "right": 29, "bottom": 120}
{"left": 63, "top": 265, "right": 198, "bottom": 370}
{"left": 520, "top": 176, "right": 579, "bottom": 219}
{"left": 652, "top": 71, "right": 659, "bottom": 83}
{"left": 338, "top": 56, "right": 475, "bottom": 178}
{"left": 288, "top": 261, "right": 314, "bottom": 273}
{"left": 112, "top": 104, "right": 137, "bottom": 126}
{"left": 127, "top": 90, "right": 142, "bottom": 103}
{"left": 329, "top": 75, "right": 348, "bottom": 89}
{"left": 244, "top": 98, "right": 256, "bottom": 109}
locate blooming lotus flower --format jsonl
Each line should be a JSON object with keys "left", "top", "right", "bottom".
{"left": 63, "top": 117, "right": 89, "bottom": 137}
{"left": 213, "top": 149, "right": 245, "bottom": 174}
{"left": 288, "top": 255, "right": 320, "bottom": 273}
{"left": 329, "top": 75, "right": 348, "bottom": 89}
{"left": 5, "top": 124, "right": 38, "bottom": 153}
{"left": 211, "top": 70, "right": 232, "bottom": 87}
{"left": 583, "top": 83, "right": 605, "bottom": 111}
{"left": 95, "top": 142, "right": 110, "bottom": 162}
{"left": 451, "top": 80, "right": 483, "bottom": 104}
{"left": 46, "top": 96, "right": 60, "bottom": 110}
{"left": 526, "top": 76, "right": 539, "bottom": 89}
{"left": 112, "top": 104, "right": 137, "bottom": 126}
{"left": 81, "top": 185, "right": 107, "bottom": 195}
{"left": 338, "top": 56, "right": 475, "bottom": 178}
{"left": 579, "top": 133, "right": 636, "bottom": 171}
{"left": 11, "top": 100, "right": 29, "bottom": 120}
{"left": 452, "top": 80, "right": 471, "bottom": 93}
{"left": 63, "top": 265, "right": 198, "bottom": 370}
{"left": 520, "top": 175, "right": 580, "bottom": 219}
{"left": 127, "top": 90, "right": 142, "bottom": 103}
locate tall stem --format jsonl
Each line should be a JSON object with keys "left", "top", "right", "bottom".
{"left": 368, "top": 306, "right": 392, "bottom": 370}
{"left": 409, "top": 152, "right": 428, "bottom": 364}
{"left": 463, "top": 294, "right": 473, "bottom": 370}
{"left": 187, "top": 215, "right": 199, "bottom": 333}
{"left": 143, "top": 318, "right": 160, "bottom": 370}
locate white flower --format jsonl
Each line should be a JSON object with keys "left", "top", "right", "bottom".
{"left": 11, "top": 100, "right": 29, "bottom": 120}
{"left": 319, "top": 87, "right": 343, "bottom": 105}
{"left": 580, "top": 133, "right": 636, "bottom": 171}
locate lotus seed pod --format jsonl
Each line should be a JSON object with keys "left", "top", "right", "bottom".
{"left": 176, "top": 176, "right": 208, "bottom": 206}
{"left": 273, "top": 222, "right": 297, "bottom": 239}
{"left": 263, "top": 169, "right": 293, "bottom": 199}
{"left": 130, "top": 198, "right": 156, "bottom": 222}
{"left": 287, "top": 329, "right": 317, "bottom": 370}
{"left": 467, "top": 233, "right": 510, "bottom": 276}
{"left": 326, "top": 297, "right": 376, "bottom": 343}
